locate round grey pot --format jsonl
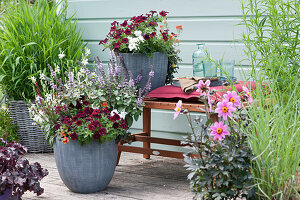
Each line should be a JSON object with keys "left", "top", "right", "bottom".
{"left": 53, "top": 138, "right": 118, "bottom": 194}
{"left": 120, "top": 52, "right": 168, "bottom": 91}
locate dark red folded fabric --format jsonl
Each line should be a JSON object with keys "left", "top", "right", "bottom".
{"left": 147, "top": 81, "right": 257, "bottom": 101}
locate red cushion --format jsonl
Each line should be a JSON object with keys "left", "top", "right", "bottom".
{"left": 147, "top": 81, "right": 257, "bottom": 101}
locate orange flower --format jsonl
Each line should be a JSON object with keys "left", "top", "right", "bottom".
{"left": 178, "top": 49, "right": 181, "bottom": 54}
{"left": 173, "top": 64, "right": 176, "bottom": 68}
{"left": 175, "top": 39, "right": 180, "bottom": 43}
{"left": 163, "top": 20, "right": 167, "bottom": 24}
{"left": 159, "top": 25, "right": 164, "bottom": 29}
{"left": 176, "top": 25, "right": 183, "bottom": 30}
{"left": 60, "top": 132, "right": 66, "bottom": 137}
{"left": 101, "top": 102, "right": 107, "bottom": 107}
{"left": 63, "top": 137, "right": 69, "bottom": 144}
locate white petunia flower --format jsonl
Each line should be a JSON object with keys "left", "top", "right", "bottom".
{"left": 134, "top": 30, "right": 142, "bottom": 36}
{"left": 58, "top": 52, "right": 65, "bottom": 59}
{"left": 82, "top": 58, "right": 89, "bottom": 66}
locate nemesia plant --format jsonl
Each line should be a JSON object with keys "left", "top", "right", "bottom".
{"left": 29, "top": 49, "right": 153, "bottom": 145}
{"left": 174, "top": 80, "right": 255, "bottom": 200}
{"left": 99, "top": 10, "right": 182, "bottom": 84}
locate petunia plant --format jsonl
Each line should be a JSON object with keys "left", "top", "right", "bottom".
{"left": 174, "top": 80, "right": 256, "bottom": 200}
{"left": 99, "top": 10, "right": 182, "bottom": 84}
{"left": 29, "top": 50, "right": 153, "bottom": 145}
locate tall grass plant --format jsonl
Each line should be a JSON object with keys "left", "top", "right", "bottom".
{"left": 241, "top": 0, "right": 300, "bottom": 199}
{"left": 0, "top": 0, "right": 85, "bottom": 100}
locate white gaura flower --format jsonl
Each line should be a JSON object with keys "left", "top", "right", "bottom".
{"left": 58, "top": 51, "right": 65, "bottom": 59}
{"left": 85, "top": 48, "right": 91, "bottom": 55}
{"left": 29, "top": 76, "right": 36, "bottom": 83}
{"left": 82, "top": 58, "right": 89, "bottom": 66}
{"left": 40, "top": 73, "right": 46, "bottom": 80}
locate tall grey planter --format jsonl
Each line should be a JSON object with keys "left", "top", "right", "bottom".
{"left": 120, "top": 52, "right": 168, "bottom": 91}
{"left": 8, "top": 100, "right": 52, "bottom": 153}
{"left": 53, "top": 138, "right": 118, "bottom": 194}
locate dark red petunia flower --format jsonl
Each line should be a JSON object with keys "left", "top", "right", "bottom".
{"left": 88, "top": 123, "right": 96, "bottom": 131}
{"left": 55, "top": 124, "right": 61, "bottom": 130}
{"left": 144, "top": 34, "right": 150, "bottom": 40}
{"left": 110, "top": 26, "right": 117, "bottom": 32}
{"left": 121, "top": 122, "right": 128, "bottom": 129}
{"left": 162, "top": 32, "right": 168, "bottom": 41}
{"left": 150, "top": 32, "right": 156, "bottom": 37}
{"left": 76, "top": 120, "right": 83, "bottom": 126}
{"left": 85, "top": 118, "right": 93, "bottom": 123}
{"left": 113, "top": 123, "right": 119, "bottom": 129}
{"left": 84, "top": 107, "right": 93, "bottom": 115}
{"left": 83, "top": 100, "right": 89, "bottom": 106}
{"left": 76, "top": 102, "right": 82, "bottom": 110}
{"left": 93, "top": 132, "right": 101, "bottom": 140}
{"left": 149, "top": 10, "right": 157, "bottom": 15}
{"left": 99, "top": 127, "right": 107, "bottom": 136}
{"left": 70, "top": 132, "right": 78, "bottom": 140}
{"left": 120, "top": 20, "right": 128, "bottom": 27}
{"left": 93, "top": 109, "right": 101, "bottom": 115}
{"left": 113, "top": 41, "right": 121, "bottom": 49}
{"left": 124, "top": 29, "right": 132, "bottom": 35}
{"left": 111, "top": 21, "right": 118, "bottom": 26}
{"left": 91, "top": 120, "right": 101, "bottom": 127}
{"left": 159, "top": 10, "right": 168, "bottom": 17}
{"left": 114, "top": 113, "right": 120, "bottom": 121}
{"left": 122, "top": 38, "right": 129, "bottom": 44}
{"left": 149, "top": 22, "right": 157, "bottom": 27}
{"left": 55, "top": 106, "right": 61, "bottom": 114}
{"left": 66, "top": 120, "right": 72, "bottom": 126}
{"left": 114, "top": 33, "right": 121, "bottom": 39}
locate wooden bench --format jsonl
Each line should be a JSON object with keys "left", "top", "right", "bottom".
{"left": 116, "top": 99, "right": 217, "bottom": 165}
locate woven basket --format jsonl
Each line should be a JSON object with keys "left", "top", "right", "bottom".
{"left": 8, "top": 100, "right": 53, "bottom": 153}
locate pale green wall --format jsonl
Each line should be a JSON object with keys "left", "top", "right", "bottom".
{"left": 67, "top": 0, "right": 250, "bottom": 152}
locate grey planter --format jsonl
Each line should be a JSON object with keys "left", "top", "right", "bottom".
{"left": 53, "top": 138, "right": 118, "bottom": 194}
{"left": 8, "top": 100, "right": 53, "bottom": 153}
{"left": 120, "top": 52, "right": 168, "bottom": 91}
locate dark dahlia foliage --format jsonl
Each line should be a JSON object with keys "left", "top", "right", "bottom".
{"left": 184, "top": 120, "right": 255, "bottom": 200}
{"left": 0, "top": 138, "right": 48, "bottom": 200}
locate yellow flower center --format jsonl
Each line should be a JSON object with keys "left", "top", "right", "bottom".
{"left": 248, "top": 93, "right": 251, "bottom": 97}
{"left": 229, "top": 97, "right": 235, "bottom": 103}
{"left": 222, "top": 107, "right": 228, "bottom": 113}
{"left": 176, "top": 107, "right": 180, "bottom": 112}
{"left": 217, "top": 128, "right": 223, "bottom": 134}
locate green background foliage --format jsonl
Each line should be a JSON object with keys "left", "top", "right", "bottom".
{"left": 0, "top": 108, "right": 18, "bottom": 145}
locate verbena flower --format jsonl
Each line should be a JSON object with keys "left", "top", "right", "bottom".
{"left": 223, "top": 91, "right": 241, "bottom": 107}
{"left": 210, "top": 121, "right": 230, "bottom": 141}
{"left": 215, "top": 100, "right": 236, "bottom": 120}
{"left": 242, "top": 86, "right": 253, "bottom": 103}
{"left": 173, "top": 100, "right": 182, "bottom": 120}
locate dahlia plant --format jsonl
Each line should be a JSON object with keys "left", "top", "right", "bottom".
{"left": 175, "top": 81, "right": 255, "bottom": 199}
{"left": 99, "top": 10, "right": 182, "bottom": 84}
{"left": 29, "top": 50, "right": 153, "bottom": 145}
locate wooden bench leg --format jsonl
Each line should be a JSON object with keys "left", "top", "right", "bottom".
{"left": 143, "top": 107, "right": 151, "bottom": 159}
{"left": 116, "top": 141, "right": 123, "bottom": 165}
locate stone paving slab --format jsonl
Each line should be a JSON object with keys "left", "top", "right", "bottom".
{"left": 23, "top": 152, "right": 193, "bottom": 200}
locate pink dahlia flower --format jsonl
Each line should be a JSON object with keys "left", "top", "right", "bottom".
{"left": 242, "top": 86, "right": 253, "bottom": 103}
{"left": 215, "top": 100, "right": 236, "bottom": 120}
{"left": 196, "top": 80, "right": 210, "bottom": 98}
{"left": 210, "top": 121, "right": 230, "bottom": 141}
{"left": 223, "top": 91, "right": 241, "bottom": 108}
{"left": 173, "top": 100, "right": 182, "bottom": 120}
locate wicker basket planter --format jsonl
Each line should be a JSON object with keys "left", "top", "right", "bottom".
{"left": 8, "top": 100, "right": 52, "bottom": 153}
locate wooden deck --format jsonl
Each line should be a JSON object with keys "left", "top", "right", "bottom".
{"left": 23, "top": 152, "right": 193, "bottom": 200}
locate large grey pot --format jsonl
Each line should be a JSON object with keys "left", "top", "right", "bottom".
{"left": 120, "top": 52, "right": 168, "bottom": 91}
{"left": 53, "top": 138, "right": 118, "bottom": 194}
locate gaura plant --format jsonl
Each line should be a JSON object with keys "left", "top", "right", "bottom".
{"left": 29, "top": 50, "right": 153, "bottom": 145}
{"left": 174, "top": 80, "right": 255, "bottom": 200}
{"left": 99, "top": 10, "right": 182, "bottom": 84}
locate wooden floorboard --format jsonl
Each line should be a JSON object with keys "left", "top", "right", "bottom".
{"left": 22, "top": 152, "right": 193, "bottom": 200}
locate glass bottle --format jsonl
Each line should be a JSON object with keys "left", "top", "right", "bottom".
{"left": 192, "top": 43, "right": 206, "bottom": 77}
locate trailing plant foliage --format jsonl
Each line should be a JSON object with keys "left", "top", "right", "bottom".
{"left": 0, "top": 0, "right": 86, "bottom": 100}
{"left": 0, "top": 138, "right": 48, "bottom": 200}
{"left": 0, "top": 107, "right": 18, "bottom": 146}
{"left": 99, "top": 10, "right": 182, "bottom": 84}
{"left": 174, "top": 80, "right": 255, "bottom": 200}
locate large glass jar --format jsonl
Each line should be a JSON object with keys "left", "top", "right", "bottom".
{"left": 192, "top": 43, "right": 206, "bottom": 77}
